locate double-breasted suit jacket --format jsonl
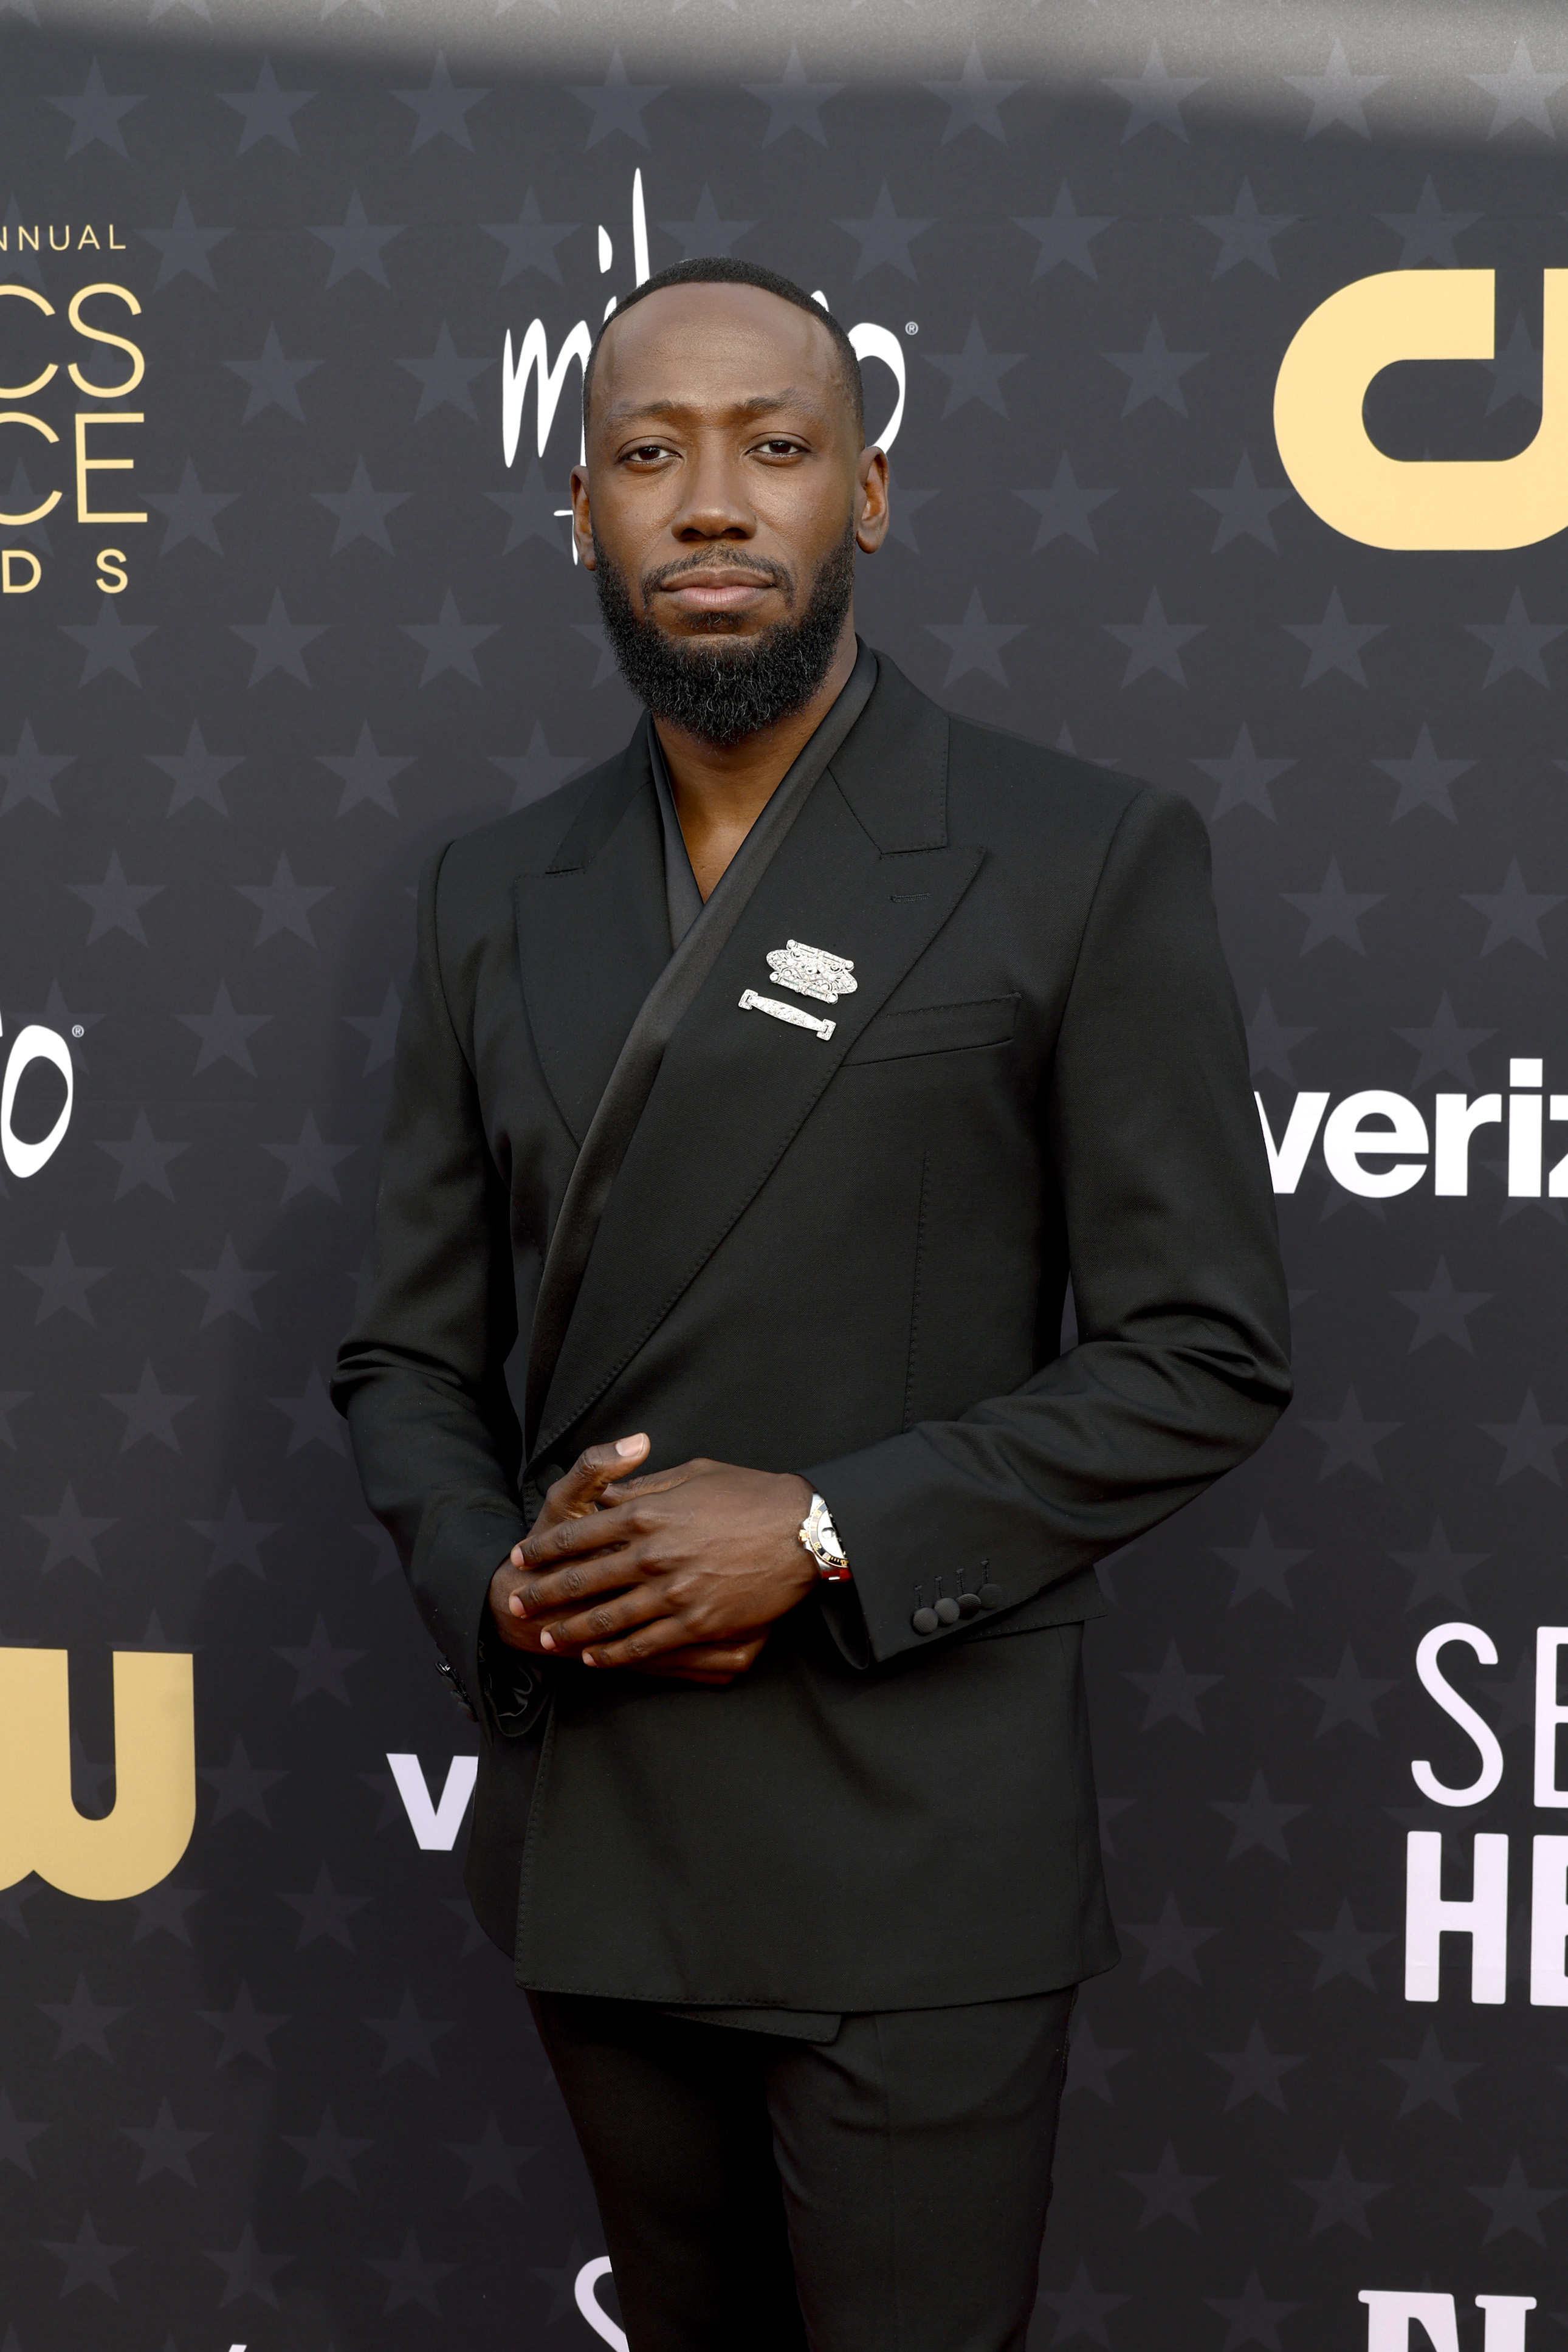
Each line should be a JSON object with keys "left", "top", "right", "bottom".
{"left": 333, "top": 650, "right": 1291, "bottom": 2013}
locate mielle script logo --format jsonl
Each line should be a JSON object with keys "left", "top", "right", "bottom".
{"left": 1257, "top": 1059, "right": 1562, "bottom": 1200}
{"left": 1276, "top": 268, "right": 1567, "bottom": 551}
{"left": 500, "top": 167, "right": 909, "bottom": 541}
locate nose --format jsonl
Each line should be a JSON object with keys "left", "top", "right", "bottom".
{"left": 669, "top": 435, "right": 756, "bottom": 543}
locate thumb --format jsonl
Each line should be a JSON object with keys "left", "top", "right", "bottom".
{"left": 512, "top": 1436, "right": 650, "bottom": 1565}
{"left": 563, "top": 1434, "right": 649, "bottom": 1513}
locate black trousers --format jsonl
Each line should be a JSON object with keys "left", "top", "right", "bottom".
{"left": 530, "top": 1986, "right": 1076, "bottom": 2352}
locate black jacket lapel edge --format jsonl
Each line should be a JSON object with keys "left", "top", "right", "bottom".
{"left": 521, "top": 656, "right": 975, "bottom": 1466}
{"left": 532, "top": 838, "right": 982, "bottom": 1465}
{"left": 530, "top": 758, "right": 980, "bottom": 1463}
{"left": 543, "top": 718, "right": 653, "bottom": 874}
{"left": 827, "top": 652, "right": 950, "bottom": 854}
{"left": 512, "top": 727, "right": 670, "bottom": 1150}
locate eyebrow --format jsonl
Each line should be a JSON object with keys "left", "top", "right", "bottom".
{"left": 601, "top": 388, "right": 831, "bottom": 428}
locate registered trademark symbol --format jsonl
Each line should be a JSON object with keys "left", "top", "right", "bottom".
{"left": 905, "top": 321, "right": 918, "bottom": 334}
{"left": 71, "top": 1025, "right": 84, "bottom": 1037}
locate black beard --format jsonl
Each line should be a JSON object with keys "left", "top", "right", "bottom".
{"left": 591, "top": 524, "right": 856, "bottom": 749}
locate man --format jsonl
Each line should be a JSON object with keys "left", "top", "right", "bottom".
{"left": 333, "top": 256, "right": 1291, "bottom": 2352}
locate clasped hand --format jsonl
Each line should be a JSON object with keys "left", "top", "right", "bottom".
{"left": 486, "top": 1437, "right": 816, "bottom": 1688}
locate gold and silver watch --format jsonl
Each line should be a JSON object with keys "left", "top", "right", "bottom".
{"left": 797, "top": 1491, "right": 851, "bottom": 1583}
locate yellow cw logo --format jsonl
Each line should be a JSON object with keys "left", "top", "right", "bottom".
{"left": 0, "top": 1649, "right": 195, "bottom": 1900}
{"left": 1276, "top": 268, "right": 1566, "bottom": 550}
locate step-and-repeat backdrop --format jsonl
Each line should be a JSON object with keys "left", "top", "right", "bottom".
{"left": 2, "top": 1, "right": 1565, "bottom": 2343}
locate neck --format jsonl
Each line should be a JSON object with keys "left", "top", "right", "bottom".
{"left": 652, "top": 616, "right": 858, "bottom": 901}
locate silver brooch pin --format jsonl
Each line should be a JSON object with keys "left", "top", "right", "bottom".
{"left": 738, "top": 989, "right": 834, "bottom": 1042}
{"left": 766, "top": 940, "right": 858, "bottom": 1005}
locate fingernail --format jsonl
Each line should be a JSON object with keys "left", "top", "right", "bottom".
{"left": 540, "top": 1631, "right": 555, "bottom": 1651}
{"left": 616, "top": 1435, "right": 646, "bottom": 1457}
{"left": 509, "top": 1596, "right": 524, "bottom": 1615}
{"left": 583, "top": 1652, "right": 597, "bottom": 1667}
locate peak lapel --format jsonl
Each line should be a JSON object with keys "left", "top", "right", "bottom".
{"left": 534, "top": 672, "right": 980, "bottom": 1460}
{"left": 513, "top": 728, "right": 670, "bottom": 1147}
{"left": 828, "top": 651, "right": 949, "bottom": 853}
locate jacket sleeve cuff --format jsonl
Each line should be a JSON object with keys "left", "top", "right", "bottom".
{"left": 805, "top": 1430, "right": 1054, "bottom": 1668}
{"left": 415, "top": 1504, "right": 532, "bottom": 1733}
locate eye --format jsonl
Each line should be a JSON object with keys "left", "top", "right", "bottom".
{"left": 624, "top": 442, "right": 670, "bottom": 464}
{"left": 755, "top": 438, "right": 804, "bottom": 458}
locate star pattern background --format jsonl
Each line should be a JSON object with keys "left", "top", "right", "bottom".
{"left": 3, "top": 2, "right": 1568, "bottom": 2345}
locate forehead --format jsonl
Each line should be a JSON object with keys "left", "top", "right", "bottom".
{"left": 593, "top": 282, "right": 844, "bottom": 421}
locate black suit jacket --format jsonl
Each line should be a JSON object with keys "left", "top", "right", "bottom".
{"left": 332, "top": 653, "right": 1291, "bottom": 2012}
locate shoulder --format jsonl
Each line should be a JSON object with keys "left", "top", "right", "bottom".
{"left": 868, "top": 648, "right": 1193, "bottom": 854}
{"left": 945, "top": 705, "right": 1147, "bottom": 837}
{"left": 933, "top": 698, "right": 1208, "bottom": 890}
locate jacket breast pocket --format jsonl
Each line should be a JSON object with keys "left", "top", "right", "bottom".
{"left": 844, "top": 993, "right": 1020, "bottom": 1066}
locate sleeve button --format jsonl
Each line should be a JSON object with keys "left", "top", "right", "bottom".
{"left": 912, "top": 1606, "right": 939, "bottom": 1635}
{"left": 978, "top": 1584, "right": 1001, "bottom": 1609}
{"left": 934, "top": 1596, "right": 960, "bottom": 1625}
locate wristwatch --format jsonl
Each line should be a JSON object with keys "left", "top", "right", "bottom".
{"left": 797, "top": 1491, "right": 851, "bottom": 1583}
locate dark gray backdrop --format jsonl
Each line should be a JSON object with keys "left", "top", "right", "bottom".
{"left": 3, "top": 2, "right": 1567, "bottom": 2345}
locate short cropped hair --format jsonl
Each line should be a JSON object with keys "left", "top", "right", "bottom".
{"left": 582, "top": 257, "right": 865, "bottom": 441}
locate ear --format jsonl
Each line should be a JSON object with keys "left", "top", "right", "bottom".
{"left": 854, "top": 445, "right": 891, "bottom": 555}
{"left": 569, "top": 464, "right": 596, "bottom": 569}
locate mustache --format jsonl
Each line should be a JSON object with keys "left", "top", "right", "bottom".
{"left": 592, "top": 520, "right": 854, "bottom": 748}
{"left": 642, "top": 551, "right": 794, "bottom": 597}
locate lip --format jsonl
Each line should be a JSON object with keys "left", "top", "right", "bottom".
{"left": 658, "top": 573, "right": 776, "bottom": 611}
